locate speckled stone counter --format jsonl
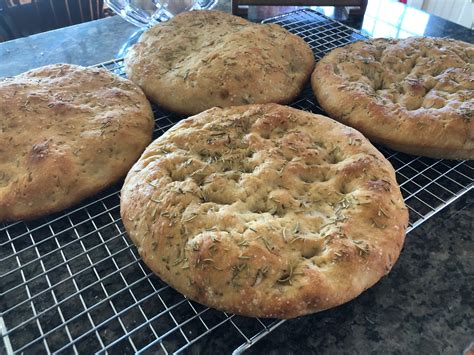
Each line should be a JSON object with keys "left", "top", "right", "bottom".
{"left": 0, "top": 15, "right": 136, "bottom": 77}
{"left": 244, "top": 192, "right": 473, "bottom": 355}
{"left": 0, "top": 0, "right": 472, "bottom": 78}
{"left": 0, "top": 1, "right": 229, "bottom": 78}
{"left": 0, "top": 1, "right": 472, "bottom": 354}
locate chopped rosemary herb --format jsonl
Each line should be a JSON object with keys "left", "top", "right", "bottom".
{"left": 191, "top": 241, "right": 201, "bottom": 251}
{"left": 371, "top": 219, "right": 387, "bottom": 229}
{"left": 289, "top": 236, "right": 303, "bottom": 244}
{"left": 238, "top": 239, "right": 250, "bottom": 247}
{"left": 210, "top": 234, "right": 221, "bottom": 243}
{"left": 277, "top": 265, "right": 294, "bottom": 284}
{"left": 252, "top": 266, "right": 270, "bottom": 287}
{"left": 255, "top": 236, "right": 276, "bottom": 254}
{"left": 353, "top": 240, "right": 369, "bottom": 256}
{"left": 183, "top": 214, "right": 198, "bottom": 223}
{"left": 293, "top": 223, "right": 300, "bottom": 234}
{"left": 183, "top": 69, "right": 190, "bottom": 81}
{"left": 377, "top": 208, "right": 390, "bottom": 217}
{"left": 148, "top": 181, "right": 158, "bottom": 188}
{"left": 238, "top": 255, "right": 251, "bottom": 260}
{"left": 172, "top": 257, "right": 187, "bottom": 266}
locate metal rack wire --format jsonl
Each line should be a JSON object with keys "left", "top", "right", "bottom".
{"left": 1, "top": 9, "right": 472, "bottom": 354}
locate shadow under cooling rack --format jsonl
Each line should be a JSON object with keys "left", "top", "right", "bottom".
{"left": 1, "top": 8, "right": 473, "bottom": 355}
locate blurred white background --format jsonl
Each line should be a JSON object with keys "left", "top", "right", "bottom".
{"left": 407, "top": 0, "right": 472, "bottom": 28}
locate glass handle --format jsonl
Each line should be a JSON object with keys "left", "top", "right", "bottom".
{"left": 105, "top": 0, "right": 152, "bottom": 27}
{"left": 105, "top": 0, "right": 218, "bottom": 28}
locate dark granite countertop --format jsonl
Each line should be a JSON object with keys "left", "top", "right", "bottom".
{"left": 0, "top": 1, "right": 472, "bottom": 353}
{"left": 245, "top": 191, "right": 473, "bottom": 354}
{"left": 0, "top": 0, "right": 473, "bottom": 78}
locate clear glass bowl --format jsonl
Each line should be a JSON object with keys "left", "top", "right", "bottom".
{"left": 105, "top": 0, "right": 218, "bottom": 27}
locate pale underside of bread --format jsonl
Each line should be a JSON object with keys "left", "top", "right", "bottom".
{"left": 125, "top": 10, "right": 315, "bottom": 115}
{"left": 0, "top": 64, "right": 154, "bottom": 221}
{"left": 312, "top": 37, "right": 474, "bottom": 160}
{"left": 121, "top": 104, "right": 408, "bottom": 319}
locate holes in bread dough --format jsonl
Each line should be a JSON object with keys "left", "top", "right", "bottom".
{"left": 219, "top": 89, "right": 229, "bottom": 99}
{"left": 170, "top": 171, "right": 186, "bottom": 182}
{"left": 248, "top": 203, "right": 264, "bottom": 214}
{"left": 247, "top": 199, "right": 286, "bottom": 217}
{"left": 189, "top": 170, "right": 207, "bottom": 185}
{"left": 301, "top": 246, "right": 322, "bottom": 259}
{"left": 312, "top": 141, "right": 325, "bottom": 150}
{"left": 240, "top": 165, "right": 255, "bottom": 174}
{"left": 299, "top": 172, "right": 322, "bottom": 184}
{"left": 277, "top": 269, "right": 292, "bottom": 284}
{"left": 327, "top": 150, "right": 344, "bottom": 164}
{"left": 321, "top": 172, "right": 330, "bottom": 182}
{"left": 203, "top": 190, "right": 233, "bottom": 206}
{"left": 259, "top": 131, "right": 271, "bottom": 139}
{"left": 301, "top": 166, "right": 331, "bottom": 184}
{"left": 274, "top": 205, "right": 287, "bottom": 218}
{"left": 197, "top": 150, "right": 210, "bottom": 160}
{"left": 249, "top": 204, "right": 274, "bottom": 215}
{"left": 339, "top": 183, "right": 352, "bottom": 195}
{"left": 224, "top": 171, "right": 241, "bottom": 183}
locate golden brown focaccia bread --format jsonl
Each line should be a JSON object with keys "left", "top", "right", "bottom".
{"left": 125, "top": 10, "right": 315, "bottom": 115}
{"left": 312, "top": 37, "right": 474, "bottom": 160}
{"left": 121, "top": 103, "right": 408, "bottom": 319}
{"left": 0, "top": 64, "right": 154, "bottom": 221}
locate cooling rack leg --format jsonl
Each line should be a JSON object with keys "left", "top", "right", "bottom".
{"left": 1, "top": 316, "right": 14, "bottom": 355}
{"left": 231, "top": 319, "right": 287, "bottom": 354}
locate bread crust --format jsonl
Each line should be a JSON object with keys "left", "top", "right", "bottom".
{"left": 121, "top": 104, "right": 408, "bottom": 319}
{"left": 125, "top": 10, "right": 315, "bottom": 115}
{"left": 0, "top": 64, "right": 154, "bottom": 221}
{"left": 311, "top": 37, "right": 474, "bottom": 160}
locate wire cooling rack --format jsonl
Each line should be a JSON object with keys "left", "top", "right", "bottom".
{"left": 1, "top": 9, "right": 473, "bottom": 355}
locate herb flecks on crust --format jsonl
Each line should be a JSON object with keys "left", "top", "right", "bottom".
{"left": 121, "top": 104, "right": 408, "bottom": 319}
{"left": 312, "top": 37, "right": 474, "bottom": 160}
{"left": 0, "top": 64, "right": 154, "bottom": 221}
{"left": 125, "top": 10, "right": 315, "bottom": 115}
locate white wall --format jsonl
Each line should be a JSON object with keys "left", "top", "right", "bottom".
{"left": 407, "top": 0, "right": 473, "bottom": 29}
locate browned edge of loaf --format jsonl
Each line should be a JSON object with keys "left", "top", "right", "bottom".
{"left": 125, "top": 10, "right": 315, "bottom": 115}
{"left": 120, "top": 103, "right": 408, "bottom": 319}
{"left": 0, "top": 64, "right": 155, "bottom": 221}
{"left": 311, "top": 37, "right": 474, "bottom": 160}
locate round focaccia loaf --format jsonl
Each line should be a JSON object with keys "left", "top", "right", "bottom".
{"left": 312, "top": 37, "right": 474, "bottom": 160}
{"left": 125, "top": 10, "right": 315, "bottom": 115}
{"left": 0, "top": 64, "right": 154, "bottom": 221}
{"left": 121, "top": 104, "right": 408, "bottom": 319}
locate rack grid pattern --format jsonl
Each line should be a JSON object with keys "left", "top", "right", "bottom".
{"left": 1, "top": 9, "right": 472, "bottom": 354}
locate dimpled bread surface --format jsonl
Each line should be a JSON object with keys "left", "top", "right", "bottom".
{"left": 312, "top": 37, "right": 474, "bottom": 160}
{"left": 0, "top": 64, "right": 154, "bottom": 221}
{"left": 121, "top": 104, "right": 408, "bottom": 319}
{"left": 125, "top": 10, "right": 315, "bottom": 115}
